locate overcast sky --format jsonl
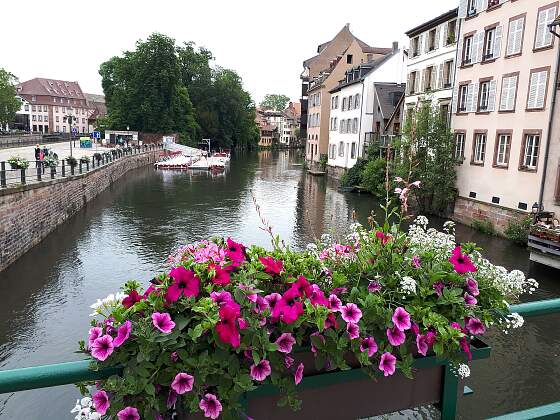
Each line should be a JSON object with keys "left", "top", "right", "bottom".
{"left": 1, "top": 0, "right": 457, "bottom": 104}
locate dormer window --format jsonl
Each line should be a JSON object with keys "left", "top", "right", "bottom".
{"left": 346, "top": 54, "right": 353, "bottom": 64}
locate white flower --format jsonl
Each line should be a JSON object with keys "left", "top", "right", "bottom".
{"left": 349, "top": 222, "right": 362, "bottom": 232}
{"left": 400, "top": 276, "right": 417, "bottom": 295}
{"left": 306, "top": 243, "right": 318, "bottom": 252}
{"left": 414, "top": 215, "right": 429, "bottom": 226}
{"left": 320, "top": 233, "right": 332, "bottom": 245}
{"left": 457, "top": 363, "right": 470, "bottom": 379}
{"left": 80, "top": 397, "right": 92, "bottom": 408}
{"left": 89, "top": 292, "right": 126, "bottom": 317}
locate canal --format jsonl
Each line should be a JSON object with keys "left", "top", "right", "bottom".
{"left": 0, "top": 150, "right": 558, "bottom": 419}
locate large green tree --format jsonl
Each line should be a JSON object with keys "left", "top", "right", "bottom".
{"left": 259, "top": 94, "right": 290, "bottom": 111}
{"left": 0, "top": 69, "right": 20, "bottom": 128}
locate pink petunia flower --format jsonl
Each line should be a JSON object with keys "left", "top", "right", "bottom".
{"left": 328, "top": 294, "right": 342, "bottom": 311}
{"left": 215, "top": 302, "right": 241, "bottom": 347}
{"left": 386, "top": 326, "right": 406, "bottom": 347}
{"left": 250, "top": 359, "right": 271, "bottom": 381}
{"left": 294, "top": 362, "right": 304, "bottom": 385}
{"left": 272, "top": 287, "right": 304, "bottom": 324}
{"left": 433, "top": 281, "right": 445, "bottom": 297}
{"left": 309, "top": 284, "right": 329, "bottom": 307}
{"left": 466, "top": 317, "right": 486, "bottom": 335}
{"left": 199, "top": 393, "right": 223, "bottom": 419}
{"left": 275, "top": 333, "right": 296, "bottom": 353}
{"left": 416, "top": 334, "right": 429, "bottom": 356}
{"left": 171, "top": 372, "right": 194, "bottom": 394}
{"left": 346, "top": 322, "right": 360, "bottom": 340}
{"left": 117, "top": 406, "right": 140, "bottom": 420}
{"left": 460, "top": 337, "right": 473, "bottom": 361}
{"left": 379, "top": 352, "right": 397, "bottom": 377}
{"left": 210, "top": 290, "right": 233, "bottom": 306}
{"left": 360, "top": 337, "right": 378, "bottom": 357}
{"left": 259, "top": 256, "right": 284, "bottom": 276}
{"left": 92, "top": 390, "right": 110, "bottom": 415}
{"left": 88, "top": 327, "right": 103, "bottom": 348}
{"left": 324, "top": 312, "right": 339, "bottom": 330}
{"left": 464, "top": 293, "right": 477, "bottom": 305}
{"left": 412, "top": 256, "right": 421, "bottom": 268}
{"left": 167, "top": 390, "right": 178, "bottom": 409}
{"left": 368, "top": 281, "right": 382, "bottom": 293}
{"left": 284, "top": 355, "right": 295, "bottom": 369}
{"left": 449, "top": 246, "right": 477, "bottom": 274}
{"left": 122, "top": 290, "right": 142, "bottom": 309}
{"left": 152, "top": 312, "right": 176, "bottom": 334}
{"left": 226, "top": 238, "right": 246, "bottom": 265}
{"left": 264, "top": 293, "right": 282, "bottom": 311}
{"left": 166, "top": 266, "right": 200, "bottom": 302}
{"left": 392, "top": 307, "right": 411, "bottom": 331}
{"left": 465, "top": 278, "right": 480, "bottom": 296}
{"left": 113, "top": 320, "right": 132, "bottom": 347}
{"left": 340, "top": 303, "right": 362, "bottom": 323}
{"left": 91, "top": 335, "right": 114, "bottom": 361}
{"left": 209, "top": 264, "right": 230, "bottom": 286}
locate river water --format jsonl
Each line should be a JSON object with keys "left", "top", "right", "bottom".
{"left": 0, "top": 150, "right": 558, "bottom": 419}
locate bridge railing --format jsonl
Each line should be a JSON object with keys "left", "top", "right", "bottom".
{"left": 0, "top": 298, "right": 558, "bottom": 419}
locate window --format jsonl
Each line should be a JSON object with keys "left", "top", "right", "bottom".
{"left": 340, "top": 119, "right": 345, "bottom": 133}
{"left": 43, "top": 105, "right": 47, "bottom": 112}
{"left": 33, "top": 124, "right": 37, "bottom": 132}
{"left": 499, "top": 74, "right": 518, "bottom": 111}
{"left": 409, "top": 71, "right": 418, "bottom": 94}
{"left": 32, "top": 105, "right": 36, "bottom": 112}
{"left": 535, "top": 5, "right": 557, "bottom": 50}
{"left": 458, "top": 84, "right": 469, "bottom": 112}
{"left": 527, "top": 69, "right": 549, "bottom": 110}
{"left": 331, "top": 97, "right": 336, "bottom": 110}
{"left": 31, "top": 96, "right": 36, "bottom": 102}
{"left": 56, "top": 125, "right": 60, "bottom": 132}
{"left": 53, "top": 97, "right": 57, "bottom": 103}
{"left": 32, "top": 115, "right": 36, "bottom": 121}
{"left": 354, "top": 94, "right": 360, "bottom": 109}
{"left": 488, "top": 0, "right": 499, "bottom": 8}
{"left": 351, "top": 142, "right": 357, "bottom": 159}
{"left": 473, "top": 133, "right": 487, "bottom": 164}
{"left": 428, "top": 29, "right": 437, "bottom": 51}
{"left": 440, "top": 104, "right": 450, "bottom": 124}
{"left": 38, "top": 115, "right": 42, "bottom": 122}
{"left": 335, "top": 96, "right": 339, "bottom": 109}
{"left": 346, "top": 54, "right": 353, "bottom": 64}
{"left": 412, "top": 36, "right": 421, "bottom": 57}
{"left": 467, "top": 0, "right": 477, "bottom": 16}
{"left": 342, "top": 97, "right": 347, "bottom": 111}
{"left": 463, "top": 36, "right": 473, "bottom": 65}
{"left": 454, "top": 133, "right": 465, "bottom": 160}
{"left": 56, "top": 116, "right": 59, "bottom": 122}
{"left": 63, "top": 107, "right": 66, "bottom": 113}
{"left": 348, "top": 95, "right": 353, "bottom": 110}
{"left": 352, "top": 118, "right": 358, "bottom": 134}
{"left": 329, "top": 144, "right": 336, "bottom": 159}
{"left": 446, "top": 20, "right": 457, "bottom": 45}
{"left": 478, "top": 81, "right": 491, "bottom": 111}
{"left": 495, "top": 133, "right": 511, "bottom": 167}
{"left": 24, "top": 105, "right": 29, "bottom": 111}
{"left": 44, "top": 115, "right": 48, "bottom": 122}
{"left": 339, "top": 141, "right": 345, "bottom": 157}
{"left": 506, "top": 16, "right": 525, "bottom": 56}
{"left": 483, "top": 27, "right": 496, "bottom": 60}
{"left": 63, "top": 126, "right": 67, "bottom": 133}
{"left": 443, "top": 60, "right": 454, "bottom": 88}
{"left": 333, "top": 117, "right": 337, "bottom": 131}
{"left": 82, "top": 118, "right": 85, "bottom": 124}
{"left": 521, "top": 133, "right": 540, "bottom": 170}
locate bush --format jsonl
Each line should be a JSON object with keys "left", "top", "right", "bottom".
{"left": 471, "top": 218, "right": 495, "bottom": 236}
{"left": 504, "top": 216, "right": 532, "bottom": 246}
{"left": 362, "top": 158, "right": 387, "bottom": 198}
{"left": 319, "top": 154, "right": 328, "bottom": 171}
{"left": 340, "top": 159, "right": 367, "bottom": 188}
{"left": 65, "top": 156, "right": 78, "bottom": 167}
{"left": 7, "top": 156, "right": 29, "bottom": 169}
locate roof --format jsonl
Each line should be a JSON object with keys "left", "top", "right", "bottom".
{"left": 374, "top": 83, "right": 406, "bottom": 119}
{"left": 405, "top": 8, "right": 458, "bottom": 37}
{"left": 85, "top": 93, "right": 105, "bottom": 104}
{"left": 385, "top": 91, "right": 405, "bottom": 131}
{"left": 17, "top": 78, "right": 85, "bottom": 99}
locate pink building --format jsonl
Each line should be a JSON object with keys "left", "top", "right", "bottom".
{"left": 452, "top": 0, "right": 559, "bottom": 230}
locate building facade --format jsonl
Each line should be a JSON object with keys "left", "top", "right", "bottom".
{"left": 451, "top": 0, "right": 559, "bottom": 229}
{"left": 405, "top": 8, "right": 459, "bottom": 119}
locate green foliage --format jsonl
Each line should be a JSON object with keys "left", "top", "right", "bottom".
{"left": 319, "top": 154, "right": 328, "bottom": 171}
{"left": 361, "top": 158, "right": 387, "bottom": 198}
{"left": 66, "top": 156, "right": 78, "bottom": 167}
{"left": 394, "top": 101, "right": 457, "bottom": 215}
{"left": 340, "top": 158, "right": 367, "bottom": 188}
{"left": 7, "top": 156, "right": 29, "bottom": 169}
{"left": 471, "top": 218, "right": 496, "bottom": 236}
{"left": 0, "top": 69, "right": 20, "bottom": 127}
{"left": 504, "top": 216, "right": 532, "bottom": 245}
{"left": 259, "top": 94, "right": 290, "bottom": 111}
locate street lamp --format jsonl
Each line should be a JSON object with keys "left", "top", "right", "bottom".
{"left": 66, "top": 108, "right": 75, "bottom": 157}
{"left": 549, "top": 16, "right": 560, "bottom": 38}
{"left": 532, "top": 202, "right": 540, "bottom": 224}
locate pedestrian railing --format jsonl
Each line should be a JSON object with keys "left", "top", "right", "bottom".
{"left": 0, "top": 298, "right": 558, "bottom": 419}
{"left": 0, "top": 144, "right": 164, "bottom": 189}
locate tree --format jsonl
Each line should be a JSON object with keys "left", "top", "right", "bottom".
{"left": 259, "top": 94, "right": 290, "bottom": 111}
{"left": 0, "top": 69, "right": 20, "bottom": 128}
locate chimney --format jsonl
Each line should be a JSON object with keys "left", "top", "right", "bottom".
{"left": 345, "top": 23, "right": 350, "bottom": 29}
{"left": 392, "top": 41, "right": 399, "bottom": 52}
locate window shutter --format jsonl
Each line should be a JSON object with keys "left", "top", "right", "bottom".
{"left": 407, "top": 72, "right": 413, "bottom": 94}
{"left": 488, "top": 80, "right": 497, "bottom": 112}
{"left": 508, "top": 76, "right": 517, "bottom": 110}
{"left": 477, "top": 0, "right": 486, "bottom": 13}
{"left": 471, "top": 83, "right": 479, "bottom": 112}
{"left": 528, "top": 73, "right": 539, "bottom": 109}
{"left": 457, "top": 37, "right": 464, "bottom": 64}
{"left": 452, "top": 85, "right": 459, "bottom": 113}
{"left": 443, "top": 23, "right": 448, "bottom": 46}
{"left": 507, "top": 18, "right": 524, "bottom": 56}
{"left": 493, "top": 26, "right": 503, "bottom": 58}
{"left": 422, "top": 69, "right": 428, "bottom": 92}
{"left": 536, "top": 71, "right": 548, "bottom": 108}
{"left": 535, "top": 10, "right": 547, "bottom": 49}
{"left": 500, "top": 77, "right": 511, "bottom": 111}
{"left": 476, "top": 32, "right": 485, "bottom": 63}
{"left": 471, "top": 32, "right": 481, "bottom": 63}
{"left": 435, "top": 26, "right": 441, "bottom": 50}
{"left": 425, "top": 33, "right": 430, "bottom": 53}
{"left": 458, "top": 0, "right": 467, "bottom": 18}
{"left": 438, "top": 63, "right": 445, "bottom": 89}
{"left": 466, "top": 83, "right": 475, "bottom": 112}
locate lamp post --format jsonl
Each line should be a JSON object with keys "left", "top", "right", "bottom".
{"left": 532, "top": 202, "right": 540, "bottom": 224}
{"left": 66, "top": 108, "right": 74, "bottom": 157}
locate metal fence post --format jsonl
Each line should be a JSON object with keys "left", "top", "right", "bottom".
{"left": 62, "top": 160, "right": 65, "bottom": 177}
{"left": 20, "top": 168, "right": 25, "bottom": 184}
{"left": 86, "top": 161, "right": 89, "bottom": 171}
{"left": 79, "top": 161, "right": 82, "bottom": 174}
{"left": 71, "top": 165, "right": 75, "bottom": 176}
{"left": 440, "top": 363, "right": 459, "bottom": 420}
{"left": 50, "top": 166, "right": 55, "bottom": 180}
{"left": 0, "top": 162, "right": 6, "bottom": 188}
{"left": 36, "top": 165, "right": 42, "bottom": 182}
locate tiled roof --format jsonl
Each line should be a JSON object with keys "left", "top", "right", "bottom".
{"left": 17, "top": 78, "right": 85, "bottom": 99}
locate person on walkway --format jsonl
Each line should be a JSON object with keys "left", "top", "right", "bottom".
{"left": 34, "top": 144, "right": 41, "bottom": 168}
{"left": 41, "top": 146, "right": 48, "bottom": 174}
{"left": 39, "top": 147, "right": 45, "bottom": 174}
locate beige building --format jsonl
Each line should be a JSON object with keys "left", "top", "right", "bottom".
{"left": 452, "top": 0, "right": 559, "bottom": 229}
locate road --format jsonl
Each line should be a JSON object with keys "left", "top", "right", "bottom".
{"left": 0, "top": 140, "right": 111, "bottom": 163}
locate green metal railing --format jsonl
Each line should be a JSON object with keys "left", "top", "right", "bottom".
{"left": 0, "top": 298, "right": 558, "bottom": 419}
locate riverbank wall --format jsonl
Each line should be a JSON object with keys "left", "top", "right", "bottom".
{"left": 452, "top": 196, "right": 528, "bottom": 234}
{"left": 0, "top": 149, "right": 164, "bottom": 272}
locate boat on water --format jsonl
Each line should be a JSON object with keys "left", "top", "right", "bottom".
{"left": 155, "top": 142, "right": 230, "bottom": 172}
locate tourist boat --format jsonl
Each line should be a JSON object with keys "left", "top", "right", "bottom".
{"left": 528, "top": 211, "right": 560, "bottom": 269}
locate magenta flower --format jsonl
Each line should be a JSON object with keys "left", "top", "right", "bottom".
{"left": 275, "top": 332, "right": 296, "bottom": 353}
{"left": 171, "top": 372, "right": 194, "bottom": 394}
{"left": 199, "top": 393, "right": 223, "bottom": 419}
{"left": 360, "top": 337, "right": 378, "bottom": 357}
{"left": 340, "top": 303, "right": 362, "bottom": 323}
{"left": 264, "top": 293, "right": 282, "bottom": 311}
{"left": 117, "top": 406, "right": 140, "bottom": 420}
{"left": 250, "top": 359, "right": 272, "bottom": 381}
{"left": 272, "top": 287, "right": 304, "bottom": 324}
{"left": 433, "top": 281, "right": 445, "bottom": 297}
{"left": 294, "top": 362, "right": 304, "bottom": 385}
{"left": 460, "top": 337, "right": 473, "bottom": 361}
{"left": 426, "top": 331, "right": 437, "bottom": 346}
{"left": 92, "top": 390, "right": 110, "bottom": 415}
{"left": 412, "top": 255, "right": 421, "bottom": 268}
{"left": 449, "top": 246, "right": 477, "bottom": 274}
{"left": 210, "top": 290, "right": 233, "bottom": 306}
{"left": 91, "top": 335, "right": 114, "bottom": 361}
{"left": 259, "top": 256, "right": 284, "bottom": 275}
{"left": 368, "top": 281, "right": 382, "bottom": 293}
{"left": 226, "top": 238, "right": 246, "bottom": 264}
{"left": 209, "top": 264, "right": 230, "bottom": 286}
{"left": 376, "top": 230, "right": 392, "bottom": 245}
{"left": 113, "top": 320, "right": 132, "bottom": 347}
{"left": 466, "top": 317, "right": 486, "bottom": 335}
{"left": 464, "top": 293, "right": 477, "bottom": 305}
{"left": 411, "top": 322, "right": 419, "bottom": 336}
{"left": 465, "top": 278, "right": 480, "bottom": 296}
{"left": 238, "top": 317, "right": 248, "bottom": 329}
{"left": 392, "top": 307, "right": 411, "bottom": 331}
{"left": 416, "top": 334, "right": 429, "bottom": 356}
{"left": 122, "top": 290, "right": 142, "bottom": 309}
{"left": 309, "top": 284, "right": 329, "bottom": 307}
{"left": 216, "top": 302, "right": 241, "bottom": 347}
{"left": 284, "top": 355, "right": 295, "bottom": 369}
{"left": 328, "top": 294, "right": 342, "bottom": 311}
{"left": 386, "top": 326, "right": 406, "bottom": 346}
{"left": 171, "top": 351, "right": 179, "bottom": 362}
{"left": 324, "top": 312, "right": 339, "bottom": 329}
{"left": 152, "top": 312, "right": 176, "bottom": 334}
{"left": 166, "top": 266, "right": 200, "bottom": 302}
{"left": 379, "top": 352, "right": 397, "bottom": 377}
{"left": 88, "top": 327, "right": 103, "bottom": 347}
{"left": 346, "top": 322, "right": 360, "bottom": 339}
{"left": 167, "top": 390, "right": 178, "bottom": 408}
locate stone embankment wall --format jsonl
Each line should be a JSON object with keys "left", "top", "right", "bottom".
{"left": 0, "top": 150, "right": 164, "bottom": 271}
{"left": 453, "top": 196, "right": 527, "bottom": 234}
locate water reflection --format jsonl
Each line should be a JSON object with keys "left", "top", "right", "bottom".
{"left": 0, "top": 150, "right": 558, "bottom": 419}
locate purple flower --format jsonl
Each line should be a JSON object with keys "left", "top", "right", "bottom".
{"left": 330, "top": 287, "right": 347, "bottom": 295}
{"left": 91, "top": 335, "right": 114, "bottom": 361}
{"left": 88, "top": 327, "right": 103, "bottom": 348}
{"left": 92, "top": 390, "right": 110, "bottom": 415}
{"left": 113, "top": 320, "right": 132, "bottom": 347}
{"left": 294, "top": 362, "right": 304, "bottom": 385}
{"left": 199, "top": 393, "right": 222, "bottom": 419}
{"left": 412, "top": 255, "right": 421, "bottom": 268}
{"left": 360, "top": 337, "right": 378, "bottom": 357}
{"left": 346, "top": 322, "right": 360, "bottom": 339}
{"left": 340, "top": 303, "right": 362, "bottom": 323}
{"left": 464, "top": 293, "right": 477, "bottom": 305}
{"left": 171, "top": 372, "right": 194, "bottom": 394}
{"left": 386, "top": 326, "right": 406, "bottom": 346}
{"left": 449, "top": 246, "right": 477, "bottom": 274}
{"left": 250, "top": 359, "right": 271, "bottom": 381}
{"left": 466, "top": 317, "right": 486, "bottom": 335}
{"left": 171, "top": 351, "right": 179, "bottom": 362}
{"left": 379, "top": 352, "right": 397, "bottom": 377}
{"left": 275, "top": 333, "right": 296, "bottom": 353}
{"left": 210, "top": 290, "right": 233, "bottom": 306}
{"left": 284, "top": 355, "right": 295, "bottom": 369}
{"left": 465, "top": 278, "right": 480, "bottom": 296}
{"left": 411, "top": 322, "right": 420, "bottom": 336}
{"left": 152, "top": 312, "right": 175, "bottom": 334}
{"left": 416, "top": 334, "right": 429, "bottom": 356}
{"left": 328, "top": 294, "right": 342, "bottom": 311}
{"left": 117, "top": 406, "right": 140, "bottom": 420}
{"left": 433, "top": 281, "right": 445, "bottom": 297}
{"left": 264, "top": 293, "right": 282, "bottom": 311}
{"left": 392, "top": 307, "right": 411, "bottom": 331}
{"left": 367, "top": 281, "right": 382, "bottom": 293}
{"left": 167, "top": 390, "right": 178, "bottom": 408}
